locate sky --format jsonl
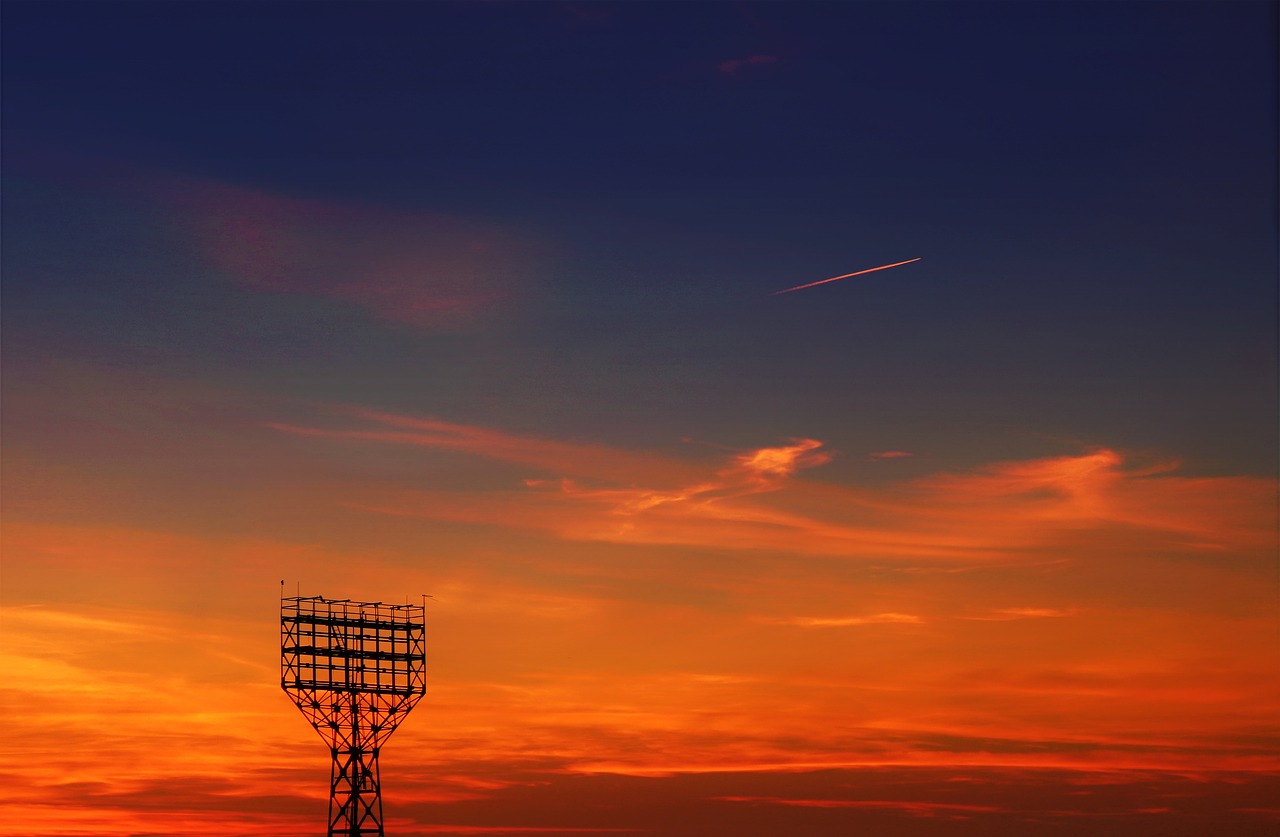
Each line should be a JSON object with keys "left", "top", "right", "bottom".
{"left": 1, "top": 2, "right": 1277, "bottom": 835}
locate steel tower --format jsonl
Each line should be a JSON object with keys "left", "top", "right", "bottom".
{"left": 282, "top": 594, "right": 427, "bottom": 837}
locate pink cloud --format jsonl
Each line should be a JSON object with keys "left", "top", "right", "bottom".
{"left": 144, "top": 175, "right": 547, "bottom": 330}
{"left": 869, "top": 450, "right": 913, "bottom": 461}
{"left": 717, "top": 54, "right": 779, "bottom": 74}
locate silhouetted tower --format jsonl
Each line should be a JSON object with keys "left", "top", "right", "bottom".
{"left": 282, "top": 594, "right": 427, "bottom": 837}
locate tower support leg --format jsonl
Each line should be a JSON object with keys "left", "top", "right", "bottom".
{"left": 329, "top": 746, "right": 383, "bottom": 837}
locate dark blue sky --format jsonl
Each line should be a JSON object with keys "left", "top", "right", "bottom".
{"left": 4, "top": 1, "right": 1276, "bottom": 476}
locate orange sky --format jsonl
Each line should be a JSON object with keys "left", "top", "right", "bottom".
{"left": 3, "top": 360, "right": 1277, "bottom": 836}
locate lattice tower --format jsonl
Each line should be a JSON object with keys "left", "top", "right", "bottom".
{"left": 282, "top": 595, "right": 427, "bottom": 837}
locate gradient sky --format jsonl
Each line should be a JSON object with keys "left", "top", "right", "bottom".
{"left": 2, "top": 2, "right": 1277, "bottom": 836}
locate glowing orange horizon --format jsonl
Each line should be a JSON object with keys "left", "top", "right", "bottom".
{"left": 4, "top": 381, "right": 1276, "bottom": 835}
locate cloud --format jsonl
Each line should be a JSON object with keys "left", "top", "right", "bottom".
{"left": 869, "top": 450, "right": 913, "bottom": 461}
{"left": 909, "top": 448, "right": 1276, "bottom": 548}
{"left": 0, "top": 601, "right": 310, "bottom": 826}
{"left": 142, "top": 175, "right": 547, "bottom": 331}
{"left": 272, "top": 410, "right": 1276, "bottom": 562}
{"left": 715, "top": 796, "right": 1003, "bottom": 816}
{"left": 718, "top": 54, "right": 779, "bottom": 74}
{"left": 963, "top": 608, "right": 1078, "bottom": 621}
{"left": 269, "top": 407, "right": 708, "bottom": 486}
{"left": 538, "top": 436, "right": 831, "bottom": 521}
{"left": 767, "top": 613, "right": 924, "bottom": 628}
{"left": 734, "top": 438, "right": 830, "bottom": 480}
{"left": 770, "top": 608, "right": 1073, "bottom": 628}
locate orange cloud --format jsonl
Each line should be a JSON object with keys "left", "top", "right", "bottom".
{"left": 962, "top": 607, "right": 1079, "bottom": 621}
{"left": 766, "top": 613, "right": 924, "bottom": 628}
{"left": 716, "top": 796, "right": 1003, "bottom": 816}
{"left": 272, "top": 410, "right": 1275, "bottom": 562}
{"left": 733, "top": 437, "right": 829, "bottom": 480}
{"left": 270, "top": 406, "right": 708, "bottom": 486}
{"left": 908, "top": 448, "right": 1275, "bottom": 551}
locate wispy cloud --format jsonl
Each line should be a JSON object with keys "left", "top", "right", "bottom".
{"left": 766, "top": 613, "right": 924, "bottom": 628}
{"left": 269, "top": 407, "right": 707, "bottom": 485}
{"left": 272, "top": 410, "right": 1276, "bottom": 561}
{"left": 718, "top": 54, "right": 779, "bottom": 75}
{"left": 716, "top": 796, "right": 1003, "bottom": 816}
{"left": 963, "top": 608, "right": 1078, "bottom": 621}
{"left": 142, "top": 175, "right": 547, "bottom": 331}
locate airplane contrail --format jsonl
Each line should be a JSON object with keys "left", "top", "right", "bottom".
{"left": 770, "top": 257, "right": 921, "bottom": 295}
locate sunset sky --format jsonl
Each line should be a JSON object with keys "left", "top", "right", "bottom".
{"left": 2, "top": 2, "right": 1277, "bottom": 835}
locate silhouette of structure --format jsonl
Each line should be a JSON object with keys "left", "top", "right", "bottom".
{"left": 282, "top": 594, "right": 427, "bottom": 837}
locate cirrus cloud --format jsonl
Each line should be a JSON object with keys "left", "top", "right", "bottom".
{"left": 143, "top": 175, "right": 549, "bottom": 331}
{"left": 270, "top": 409, "right": 1276, "bottom": 563}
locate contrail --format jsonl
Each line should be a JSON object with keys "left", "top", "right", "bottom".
{"left": 770, "top": 257, "right": 921, "bottom": 295}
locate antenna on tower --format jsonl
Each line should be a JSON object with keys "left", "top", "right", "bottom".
{"left": 281, "top": 593, "right": 427, "bottom": 837}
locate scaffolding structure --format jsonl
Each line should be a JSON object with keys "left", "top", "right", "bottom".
{"left": 282, "top": 595, "right": 426, "bottom": 837}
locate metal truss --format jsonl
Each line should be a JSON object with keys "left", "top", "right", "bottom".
{"left": 282, "top": 595, "right": 427, "bottom": 837}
